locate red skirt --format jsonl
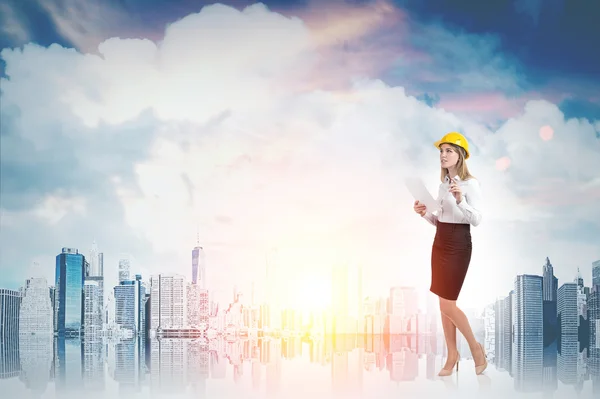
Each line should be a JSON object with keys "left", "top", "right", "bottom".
{"left": 430, "top": 221, "right": 472, "bottom": 300}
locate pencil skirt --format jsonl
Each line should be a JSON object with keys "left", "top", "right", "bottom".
{"left": 430, "top": 221, "right": 472, "bottom": 301}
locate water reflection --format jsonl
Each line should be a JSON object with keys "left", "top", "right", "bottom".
{"left": 0, "top": 333, "right": 598, "bottom": 398}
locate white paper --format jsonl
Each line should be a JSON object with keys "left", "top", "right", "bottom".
{"left": 404, "top": 177, "right": 440, "bottom": 212}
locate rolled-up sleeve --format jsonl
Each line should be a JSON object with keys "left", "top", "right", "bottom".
{"left": 422, "top": 211, "right": 438, "bottom": 226}
{"left": 456, "top": 178, "right": 483, "bottom": 226}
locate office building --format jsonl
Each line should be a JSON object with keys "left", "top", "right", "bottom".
{"left": 55, "top": 247, "right": 86, "bottom": 336}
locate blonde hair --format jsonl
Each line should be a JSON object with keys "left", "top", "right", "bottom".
{"left": 439, "top": 143, "right": 475, "bottom": 182}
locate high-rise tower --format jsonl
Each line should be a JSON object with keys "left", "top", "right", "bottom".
{"left": 192, "top": 230, "right": 206, "bottom": 288}
{"left": 55, "top": 247, "right": 86, "bottom": 336}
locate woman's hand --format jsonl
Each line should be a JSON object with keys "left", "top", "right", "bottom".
{"left": 414, "top": 200, "right": 427, "bottom": 216}
{"left": 449, "top": 179, "right": 463, "bottom": 203}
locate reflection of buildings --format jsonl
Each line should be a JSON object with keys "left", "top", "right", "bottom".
{"left": 114, "top": 338, "right": 145, "bottom": 393}
{"left": 590, "top": 344, "right": 600, "bottom": 395}
{"left": 187, "top": 339, "right": 209, "bottom": 395}
{"left": 558, "top": 334, "right": 579, "bottom": 385}
{"left": 0, "top": 288, "right": 21, "bottom": 379}
{"left": 330, "top": 335, "right": 364, "bottom": 395}
{"left": 387, "top": 345, "right": 418, "bottom": 382}
{"left": 55, "top": 337, "right": 83, "bottom": 392}
{"left": 6, "top": 331, "right": 600, "bottom": 396}
{"left": 542, "top": 341, "right": 558, "bottom": 395}
{"left": 511, "top": 275, "right": 543, "bottom": 392}
{"left": 265, "top": 339, "right": 282, "bottom": 396}
{"left": 512, "top": 334, "right": 543, "bottom": 392}
{"left": 150, "top": 338, "right": 186, "bottom": 392}
{"left": 83, "top": 340, "right": 105, "bottom": 391}
{"left": 18, "top": 334, "right": 53, "bottom": 395}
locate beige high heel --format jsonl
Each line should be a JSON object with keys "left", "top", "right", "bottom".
{"left": 438, "top": 354, "right": 460, "bottom": 376}
{"left": 475, "top": 342, "right": 488, "bottom": 375}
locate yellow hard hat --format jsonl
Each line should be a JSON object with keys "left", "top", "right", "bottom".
{"left": 434, "top": 132, "right": 470, "bottom": 159}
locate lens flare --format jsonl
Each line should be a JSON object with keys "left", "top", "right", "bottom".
{"left": 496, "top": 156, "right": 511, "bottom": 171}
{"left": 539, "top": 125, "right": 554, "bottom": 141}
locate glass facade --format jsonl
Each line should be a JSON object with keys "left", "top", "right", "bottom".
{"left": 0, "top": 289, "right": 21, "bottom": 378}
{"left": 513, "top": 275, "right": 543, "bottom": 336}
{"left": 557, "top": 283, "right": 578, "bottom": 337}
{"left": 593, "top": 260, "right": 600, "bottom": 287}
{"left": 55, "top": 248, "right": 85, "bottom": 336}
{"left": 114, "top": 276, "right": 146, "bottom": 335}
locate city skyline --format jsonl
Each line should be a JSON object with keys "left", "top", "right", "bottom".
{"left": 1, "top": 244, "right": 599, "bottom": 397}
{"left": 1, "top": 242, "right": 599, "bottom": 315}
{"left": 1, "top": 242, "right": 598, "bottom": 333}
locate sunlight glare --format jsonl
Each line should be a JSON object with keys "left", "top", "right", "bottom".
{"left": 292, "top": 275, "right": 331, "bottom": 314}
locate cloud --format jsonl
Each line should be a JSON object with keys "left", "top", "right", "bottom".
{"left": 1, "top": 2, "right": 598, "bottom": 308}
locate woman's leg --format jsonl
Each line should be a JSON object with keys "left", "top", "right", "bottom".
{"left": 439, "top": 297, "right": 485, "bottom": 366}
{"left": 440, "top": 307, "right": 459, "bottom": 369}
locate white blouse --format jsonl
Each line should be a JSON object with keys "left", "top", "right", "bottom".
{"left": 422, "top": 175, "right": 483, "bottom": 226}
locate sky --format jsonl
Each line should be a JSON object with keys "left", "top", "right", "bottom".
{"left": 0, "top": 0, "right": 599, "bottom": 309}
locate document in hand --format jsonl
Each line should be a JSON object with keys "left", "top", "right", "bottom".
{"left": 404, "top": 177, "right": 440, "bottom": 212}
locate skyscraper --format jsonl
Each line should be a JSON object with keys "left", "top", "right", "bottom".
{"left": 513, "top": 274, "right": 543, "bottom": 336}
{"left": 114, "top": 275, "right": 146, "bottom": 335}
{"left": 118, "top": 257, "right": 131, "bottom": 283}
{"left": 19, "top": 277, "right": 53, "bottom": 335}
{"left": 265, "top": 248, "right": 281, "bottom": 330}
{"left": 557, "top": 283, "right": 578, "bottom": 336}
{"left": 83, "top": 280, "right": 103, "bottom": 341}
{"left": 592, "top": 260, "right": 600, "bottom": 288}
{"left": 88, "top": 240, "right": 104, "bottom": 277}
{"left": 543, "top": 257, "right": 558, "bottom": 301}
{"left": 192, "top": 231, "right": 206, "bottom": 287}
{"left": 87, "top": 241, "right": 104, "bottom": 322}
{"left": 187, "top": 283, "right": 209, "bottom": 328}
{"left": 331, "top": 264, "right": 349, "bottom": 334}
{"left": 588, "top": 285, "right": 599, "bottom": 353}
{"left": 0, "top": 289, "right": 22, "bottom": 377}
{"left": 149, "top": 274, "right": 186, "bottom": 331}
{"left": 55, "top": 247, "right": 86, "bottom": 336}
{"left": 542, "top": 257, "right": 558, "bottom": 346}
{"left": 494, "top": 294, "right": 512, "bottom": 371}
{"left": 388, "top": 286, "right": 418, "bottom": 334}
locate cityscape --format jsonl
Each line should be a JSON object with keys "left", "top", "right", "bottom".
{"left": 0, "top": 240, "right": 598, "bottom": 397}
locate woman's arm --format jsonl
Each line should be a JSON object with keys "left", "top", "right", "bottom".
{"left": 457, "top": 178, "right": 483, "bottom": 226}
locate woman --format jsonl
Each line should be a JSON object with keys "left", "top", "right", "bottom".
{"left": 413, "top": 131, "right": 487, "bottom": 376}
